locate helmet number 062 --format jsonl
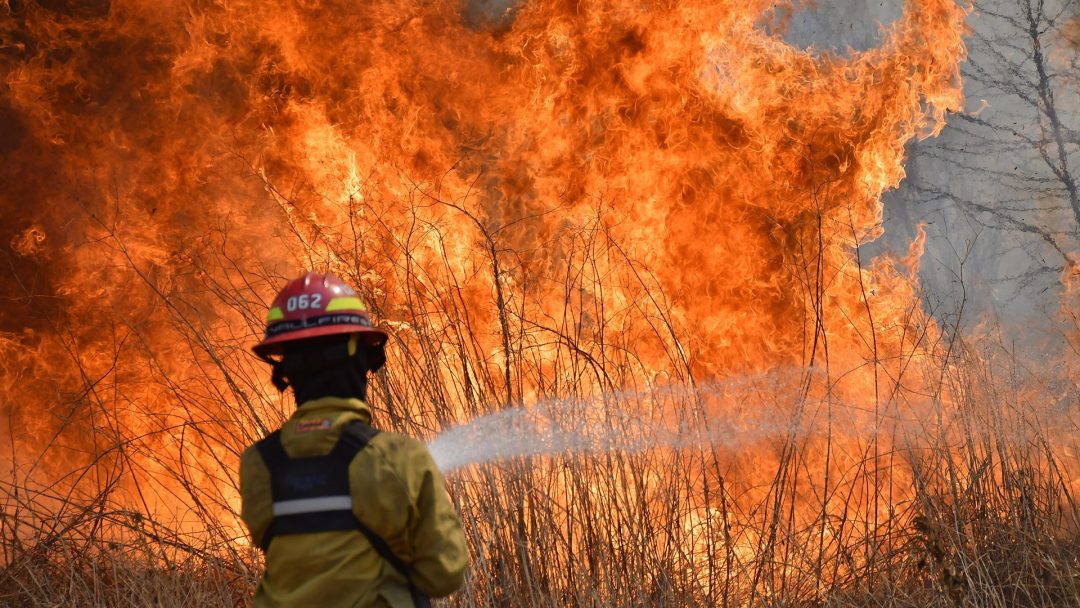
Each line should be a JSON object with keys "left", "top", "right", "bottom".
{"left": 286, "top": 293, "right": 323, "bottom": 312}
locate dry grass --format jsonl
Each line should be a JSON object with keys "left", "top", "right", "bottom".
{"left": 1, "top": 187, "right": 1078, "bottom": 607}
{"left": 3, "top": 341, "right": 1077, "bottom": 608}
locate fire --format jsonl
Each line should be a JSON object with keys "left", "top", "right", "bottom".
{"left": 8, "top": 0, "right": 1059, "bottom": 603}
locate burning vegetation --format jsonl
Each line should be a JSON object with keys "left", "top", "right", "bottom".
{"left": 1, "top": 0, "right": 1078, "bottom": 605}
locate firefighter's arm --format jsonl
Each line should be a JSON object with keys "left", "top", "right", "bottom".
{"left": 404, "top": 442, "right": 469, "bottom": 597}
{"left": 358, "top": 435, "right": 469, "bottom": 597}
{"left": 238, "top": 446, "right": 274, "bottom": 549}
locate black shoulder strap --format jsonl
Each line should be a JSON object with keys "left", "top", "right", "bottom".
{"left": 356, "top": 519, "right": 431, "bottom": 608}
{"left": 356, "top": 518, "right": 411, "bottom": 573}
{"left": 333, "top": 421, "right": 408, "bottom": 575}
{"left": 256, "top": 420, "right": 377, "bottom": 468}
{"left": 335, "top": 419, "right": 381, "bottom": 454}
{"left": 254, "top": 429, "right": 287, "bottom": 469}
{"left": 339, "top": 422, "right": 431, "bottom": 608}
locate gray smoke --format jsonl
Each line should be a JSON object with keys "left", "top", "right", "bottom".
{"left": 775, "top": 0, "right": 1080, "bottom": 355}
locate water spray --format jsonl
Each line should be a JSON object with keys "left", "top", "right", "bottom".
{"left": 426, "top": 367, "right": 1053, "bottom": 473}
{"left": 428, "top": 371, "right": 819, "bottom": 473}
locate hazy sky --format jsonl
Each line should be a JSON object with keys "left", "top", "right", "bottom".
{"left": 785, "top": 0, "right": 1080, "bottom": 351}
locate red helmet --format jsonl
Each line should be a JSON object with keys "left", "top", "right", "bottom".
{"left": 253, "top": 272, "right": 387, "bottom": 359}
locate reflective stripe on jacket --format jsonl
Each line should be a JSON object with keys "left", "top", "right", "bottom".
{"left": 240, "top": 397, "right": 469, "bottom": 607}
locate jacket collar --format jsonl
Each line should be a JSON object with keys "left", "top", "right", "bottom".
{"left": 292, "top": 396, "right": 373, "bottom": 424}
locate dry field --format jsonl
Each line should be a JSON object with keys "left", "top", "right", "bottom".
{"left": 2, "top": 0, "right": 1078, "bottom": 605}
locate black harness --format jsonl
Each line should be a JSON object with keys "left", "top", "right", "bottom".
{"left": 255, "top": 420, "right": 430, "bottom": 608}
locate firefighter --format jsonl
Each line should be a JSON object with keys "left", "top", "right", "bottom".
{"left": 240, "top": 272, "right": 469, "bottom": 607}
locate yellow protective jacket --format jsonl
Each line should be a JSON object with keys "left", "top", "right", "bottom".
{"left": 239, "top": 397, "right": 469, "bottom": 607}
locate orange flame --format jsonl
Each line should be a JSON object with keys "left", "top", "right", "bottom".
{"left": 0, "top": 0, "right": 983, "bottom": 596}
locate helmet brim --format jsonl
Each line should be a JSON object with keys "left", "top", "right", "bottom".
{"left": 252, "top": 325, "right": 388, "bottom": 360}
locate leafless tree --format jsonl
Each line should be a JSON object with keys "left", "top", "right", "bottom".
{"left": 898, "top": 0, "right": 1079, "bottom": 305}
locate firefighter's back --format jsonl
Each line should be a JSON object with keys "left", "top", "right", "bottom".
{"left": 257, "top": 529, "right": 387, "bottom": 607}
{"left": 240, "top": 397, "right": 467, "bottom": 608}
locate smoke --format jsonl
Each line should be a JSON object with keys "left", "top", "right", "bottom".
{"left": 461, "top": 0, "right": 520, "bottom": 30}
{"left": 771, "top": 0, "right": 903, "bottom": 55}
{"left": 875, "top": 0, "right": 1080, "bottom": 352}
{"left": 767, "top": 0, "right": 1080, "bottom": 361}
